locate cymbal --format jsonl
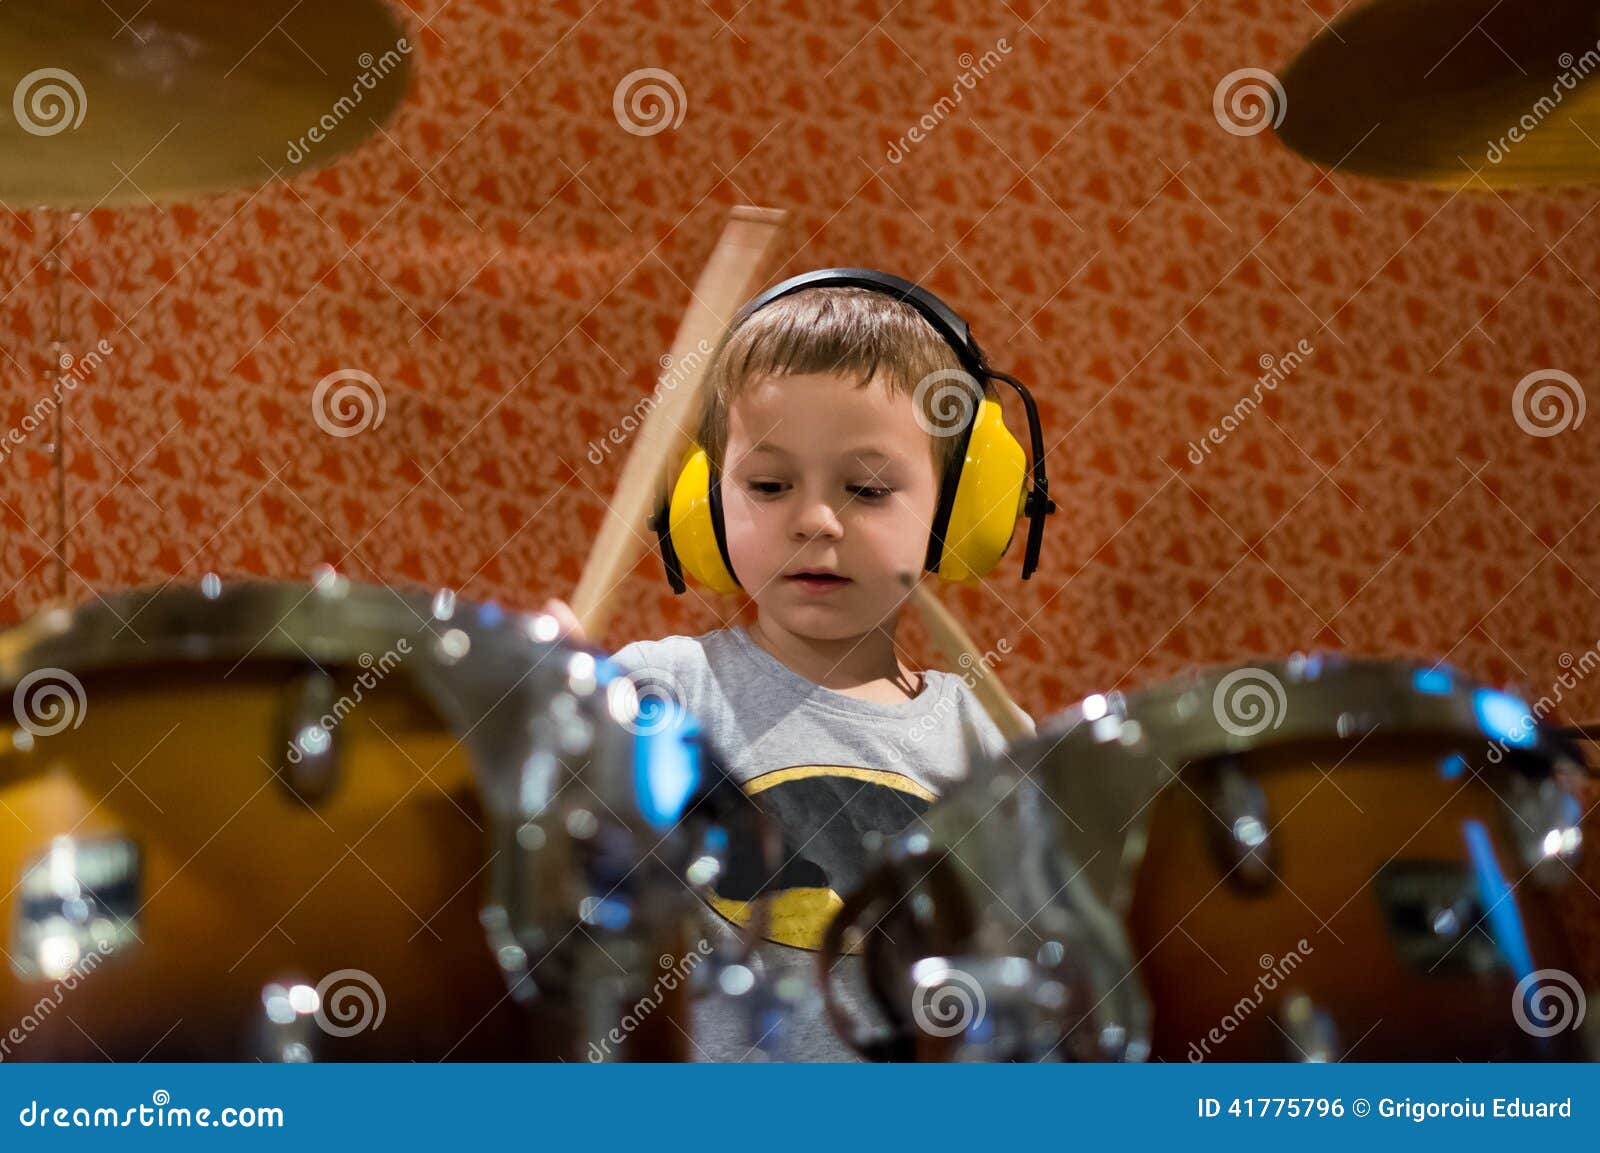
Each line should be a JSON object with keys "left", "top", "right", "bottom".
{"left": 0, "top": 0, "right": 412, "bottom": 209}
{"left": 1277, "top": 0, "right": 1600, "bottom": 188}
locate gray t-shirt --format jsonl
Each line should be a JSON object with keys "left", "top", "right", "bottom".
{"left": 609, "top": 624, "right": 1024, "bottom": 1062}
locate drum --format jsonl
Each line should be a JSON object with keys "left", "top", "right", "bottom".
{"left": 820, "top": 758, "right": 1148, "bottom": 1062}
{"left": 0, "top": 572, "right": 734, "bottom": 1061}
{"left": 827, "top": 656, "right": 1592, "bottom": 1061}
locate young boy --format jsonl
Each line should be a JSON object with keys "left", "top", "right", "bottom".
{"left": 542, "top": 281, "right": 1035, "bottom": 1061}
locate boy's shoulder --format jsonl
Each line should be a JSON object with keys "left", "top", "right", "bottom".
{"left": 606, "top": 629, "right": 1033, "bottom": 768}
{"left": 922, "top": 669, "right": 1034, "bottom": 763}
{"left": 606, "top": 625, "right": 741, "bottom": 679}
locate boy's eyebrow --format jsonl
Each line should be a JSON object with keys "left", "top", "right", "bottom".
{"left": 747, "top": 442, "right": 897, "bottom": 463}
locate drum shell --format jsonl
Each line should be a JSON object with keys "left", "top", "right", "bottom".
{"left": 0, "top": 659, "right": 545, "bottom": 1060}
{"left": 1129, "top": 735, "right": 1587, "bottom": 1061}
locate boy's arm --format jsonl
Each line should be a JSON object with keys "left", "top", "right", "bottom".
{"left": 542, "top": 596, "right": 665, "bottom": 688}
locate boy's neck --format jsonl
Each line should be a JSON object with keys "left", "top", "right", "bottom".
{"left": 747, "top": 610, "right": 913, "bottom": 695}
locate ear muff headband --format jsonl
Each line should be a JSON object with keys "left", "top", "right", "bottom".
{"left": 651, "top": 268, "right": 1056, "bottom": 593}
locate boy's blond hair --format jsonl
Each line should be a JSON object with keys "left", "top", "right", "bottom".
{"left": 695, "top": 286, "right": 992, "bottom": 481}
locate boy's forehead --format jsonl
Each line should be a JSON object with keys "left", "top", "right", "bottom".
{"left": 729, "top": 371, "right": 922, "bottom": 453}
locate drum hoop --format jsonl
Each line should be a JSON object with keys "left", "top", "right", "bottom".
{"left": 0, "top": 577, "right": 621, "bottom": 823}
{"left": 0, "top": 577, "right": 560, "bottom": 687}
{"left": 1027, "top": 653, "right": 1578, "bottom": 774}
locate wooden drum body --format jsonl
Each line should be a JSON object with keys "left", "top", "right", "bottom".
{"left": 0, "top": 576, "right": 721, "bottom": 1061}
{"left": 1040, "top": 657, "right": 1590, "bottom": 1061}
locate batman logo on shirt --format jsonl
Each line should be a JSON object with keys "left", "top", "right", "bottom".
{"left": 705, "top": 764, "right": 936, "bottom": 951}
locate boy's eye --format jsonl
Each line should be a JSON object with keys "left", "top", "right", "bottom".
{"left": 742, "top": 480, "right": 894, "bottom": 501}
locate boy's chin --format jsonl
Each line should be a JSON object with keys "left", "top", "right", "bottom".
{"left": 761, "top": 600, "right": 892, "bottom": 640}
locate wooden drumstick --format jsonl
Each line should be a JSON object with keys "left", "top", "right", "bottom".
{"left": 570, "top": 205, "right": 787, "bottom": 639}
{"left": 902, "top": 573, "right": 1035, "bottom": 745}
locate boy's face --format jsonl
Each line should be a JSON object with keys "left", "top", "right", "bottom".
{"left": 720, "top": 371, "right": 941, "bottom": 640}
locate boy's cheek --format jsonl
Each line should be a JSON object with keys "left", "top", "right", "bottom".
{"left": 726, "top": 531, "right": 782, "bottom": 586}
{"left": 859, "top": 519, "right": 928, "bottom": 569}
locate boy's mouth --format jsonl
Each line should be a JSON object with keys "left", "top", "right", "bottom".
{"left": 784, "top": 569, "right": 851, "bottom": 591}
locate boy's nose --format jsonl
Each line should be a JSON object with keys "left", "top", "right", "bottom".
{"left": 789, "top": 497, "right": 843, "bottom": 541}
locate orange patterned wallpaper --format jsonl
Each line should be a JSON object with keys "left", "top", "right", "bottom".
{"left": 1, "top": 0, "right": 1597, "bottom": 736}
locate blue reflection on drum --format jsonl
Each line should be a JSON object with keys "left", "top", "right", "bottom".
{"left": 1411, "top": 667, "right": 1453, "bottom": 696}
{"left": 594, "top": 654, "right": 704, "bottom": 830}
{"left": 1473, "top": 688, "right": 1537, "bottom": 748}
{"left": 633, "top": 704, "right": 702, "bottom": 830}
{"left": 1464, "top": 818, "right": 1533, "bottom": 982}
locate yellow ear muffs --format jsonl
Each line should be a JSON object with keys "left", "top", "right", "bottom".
{"left": 665, "top": 447, "right": 741, "bottom": 595}
{"left": 932, "top": 397, "right": 1029, "bottom": 586}
{"left": 660, "top": 399, "right": 1030, "bottom": 594}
